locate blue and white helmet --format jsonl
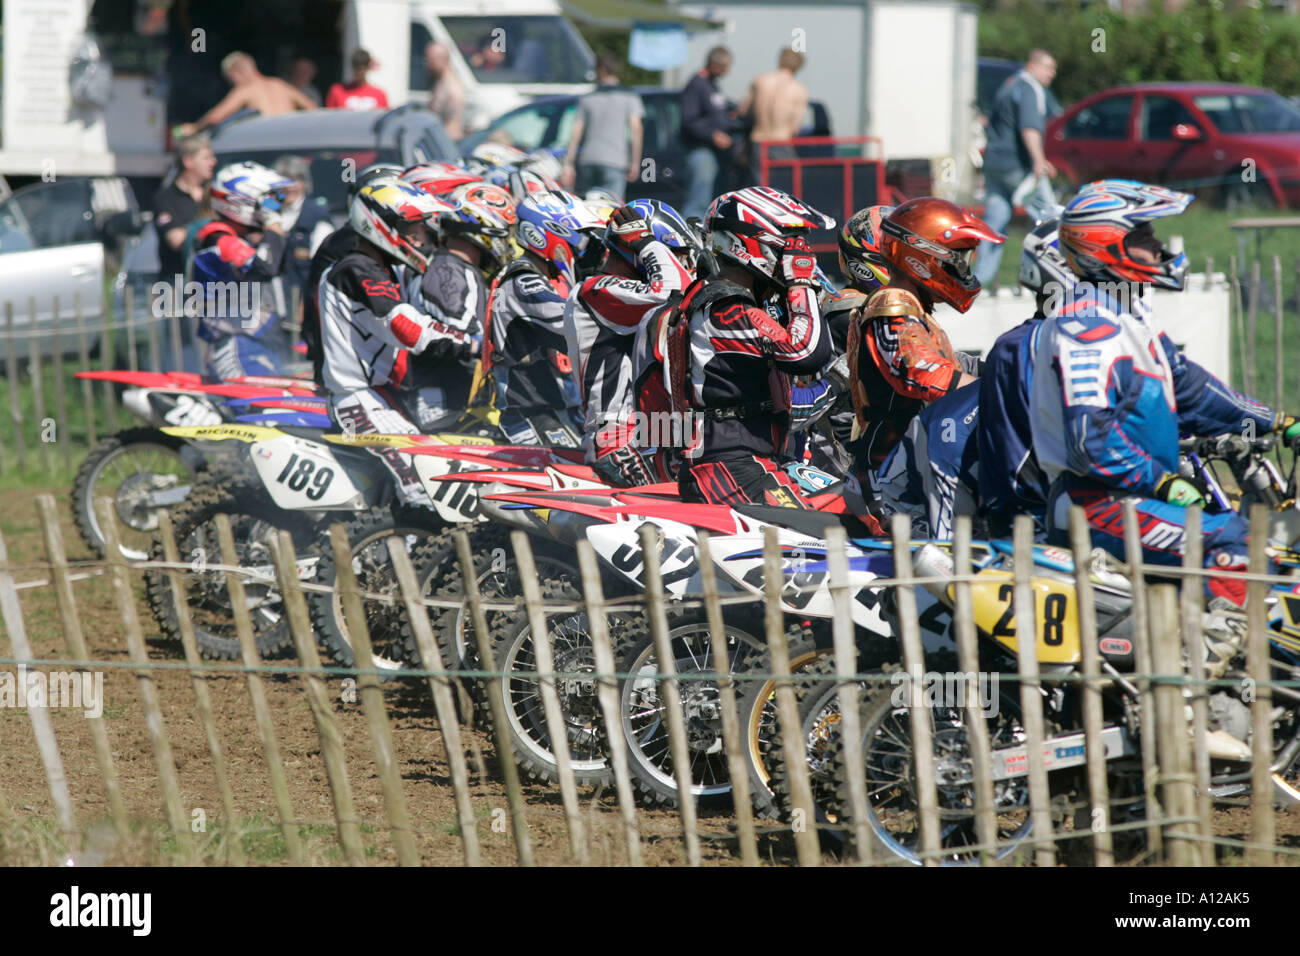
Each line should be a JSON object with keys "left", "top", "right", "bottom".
{"left": 604, "top": 198, "right": 699, "bottom": 270}
{"left": 1018, "top": 217, "right": 1074, "bottom": 297}
{"left": 1059, "top": 179, "right": 1192, "bottom": 291}
{"left": 515, "top": 189, "right": 598, "bottom": 284}
{"left": 209, "top": 161, "right": 295, "bottom": 228}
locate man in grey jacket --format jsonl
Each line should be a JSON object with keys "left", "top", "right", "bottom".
{"left": 973, "top": 49, "right": 1059, "bottom": 287}
{"left": 562, "top": 52, "right": 644, "bottom": 201}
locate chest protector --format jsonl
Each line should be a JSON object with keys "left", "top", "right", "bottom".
{"left": 846, "top": 286, "right": 955, "bottom": 441}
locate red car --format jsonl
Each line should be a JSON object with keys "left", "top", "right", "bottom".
{"left": 1047, "top": 82, "right": 1300, "bottom": 208}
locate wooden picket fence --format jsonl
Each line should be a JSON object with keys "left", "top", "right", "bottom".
{"left": 1, "top": 490, "right": 1297, "bottom": 867}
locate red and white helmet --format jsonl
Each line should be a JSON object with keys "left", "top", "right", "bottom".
{"left": 400, "top": 161, "right": 483, "bottom": 197}
{"left": 209, "top": 161, "right": 295, "bottom": 228}
{"left": 349, "top": 178, "right": 448, "bottom": 273}
{"left": 706, "top": 187, "right": 835, "bottom": 288}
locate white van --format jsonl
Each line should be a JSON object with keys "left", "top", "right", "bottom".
{"left": 350, "top": 0, "right": 598, "bottom": 134}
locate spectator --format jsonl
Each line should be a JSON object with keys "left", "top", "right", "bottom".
{"left": 680, "top": 46, "right": 734, "bottom": 220}
{"left": 470, "top": 32, "right": 506, "bottom": 73}
{"left": 153, "top": 133, "right": 216, "bottom": 371}
{"left": 425, "top": 41, "right": 466, "bottom": 139}
{"left": 153, "top": 133, "right": 216, "bottom": 283}
{"left": 738, "top": 48, "right": 809, "bottom": 175}
{"left": 326, "top": 49, "right": 389, "bottom": 111}
{"left": 175, "top": 51, "right": 317, "bottom": 137}
{"left": 973, "top": 48, "right": 1059, "bottom": 288}
{"left": 289, "top": 56, "right": 321, "bottom": 106}
{"left": 561, "top": 52, "right": 643, "bottom": 202}
{"left": 274, "top": 155, "right": 335, "bottom": 319}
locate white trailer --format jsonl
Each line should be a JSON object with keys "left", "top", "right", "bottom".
{"left": 668, "top": 0, "right": 980, "bottom": 200}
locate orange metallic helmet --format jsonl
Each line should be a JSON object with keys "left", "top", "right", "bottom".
{"left": 879, "top": 197, "right": 1005, "bottom": 313}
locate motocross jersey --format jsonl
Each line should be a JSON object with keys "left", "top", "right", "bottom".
{"left": 877, "top": 380, "right": 981, "bottom": 540}
{"left": 303, "top": 224, "right": 359, "bottom": 384}
{"left": 678, "top": 279, "right": 830, "bottom": 462}
{"left": 564, "top": 241, "right": 693, "bottom": 469}
{"left": 317, "top": 250, "right": 475, "bottom": 398}
{"left": 977, "top": 315, "right": 1049, "bottom": 532}
{"left": 846, "top": 286, "right": 981, "bottom": 472}
{"left": 188, "top": 220, "right": 289, "bottom": 342}
{"left": 486, "top": 256, "right": 581, "bottom": 417}
{"left": 1030, "top": 288, "right": 1277, "bottom": 497}
{"left": 400, "top": 247, "right": 486, "bottom": 416}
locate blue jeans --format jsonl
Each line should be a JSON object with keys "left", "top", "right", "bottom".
{"left": 683, "top": 147, "right": 720, "bottom": 220}
{"left": 974, "top": 167, "right": 1019, "bottom": 287}
{"left": 576, "top": 163, "right": 627, "bottom": 201}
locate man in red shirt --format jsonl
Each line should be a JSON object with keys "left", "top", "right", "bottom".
{"left": 326, "top": 49, "right": 389, "bottom": 111}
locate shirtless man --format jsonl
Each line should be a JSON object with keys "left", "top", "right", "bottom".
{"left": 425, "top": 42, "right": 466, "bottom": 139}
{"left": 738, "top": 48, "right": 809, "bottom": 173}
{"left": 177, "top": 52, "right": 316, "bottom": 137}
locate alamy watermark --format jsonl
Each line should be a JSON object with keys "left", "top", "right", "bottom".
{"left": 0, "top": 666, "right": 104, "bottom": 718}
{"left": 890, "top": 670, "right": 999, "bottom": 717}
{"left": 597, "top": 411, "right": 701, "bottom": 451}
{"left": 151, "top": 274, "right": 265, "bottom": 328}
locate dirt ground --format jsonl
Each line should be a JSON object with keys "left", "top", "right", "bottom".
{"left": 1, "top": 484, "right": 1298, "bottom": 867}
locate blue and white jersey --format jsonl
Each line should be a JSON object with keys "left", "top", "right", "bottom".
{"left": 977, "top": 316, "right": 1047, "bottom": 524}
{"left": 1031, "top": 286, "right": 1275, "bottom": 496}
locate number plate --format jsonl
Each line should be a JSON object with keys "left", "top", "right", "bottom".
{"left": 250, "top": 436, "right": 360, "bottom": 509}
{"left": 413, "top": 456, "right": 488, "bottom": 523}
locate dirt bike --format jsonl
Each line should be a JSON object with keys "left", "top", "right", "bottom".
{"left": 71, "top": 368, "right": 319, "bottom": 558}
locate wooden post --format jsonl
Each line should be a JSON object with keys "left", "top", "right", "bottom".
{"left": 824, "top": 525, "right": 873, "bottom": 865}
{"left": 101, "top": 294, "right": 118, "bottom": 432}
{"left": 1231, "top": 258, "right": 1246, "bottom": 391}
{"left": 574, "top": 539, "right": 644, "bottom": 867}
{"left": 1012, "top": 514, "right": 1056, "bottom": 866}
{"left": 327, "top": 525, "right": 420, "bottom": 866}
{"left": 453, "top": 529, "right": 533, "bottom": 866}
{"left": 95, "top": 497, "right": 189, "bottom": 842}
{"left": 763, "top": 525, "right": 821, "bottom": 867}
{"left": 512, "top": 530, "right": 588, "bottom": 864}
{"left": 0, "top": 526, "right": 79, "bottom": 851}
{"left": 1247, "top": 504, "right": 1275, "bottom": 866}
{"left": 214, "top": 515, "right": 302, "bottom": 864}
{"left": 890, "top": 514, "right": 941, "bottom": 865}
{"left": 1179, "top": 507, "right": 1214, "bottom": 864}
{"left": 1149, "top": 584, "right": 1197, "bottom": 866}
{"left": 693, "top": 530, "right": 757, "bottom": 866}
{"left": 1068, "top": 506, "right": 1113, "bottom": 866}
{"left": 30, "top": 298, "right": 49, "bottom": 473}
{"left": 156, "top": 510, "right": 246, "bottom": 864}
{"left": 1122, "top": 499, "right": 1163, "bottom": 856}
{"left": 146, "top": 305, "right": 161, "bottom": 375}
{"left": 951, "top": 517, "right": 999, "bottom": 866}
{"left": 268, "top": 530, "right": 365, "bottom": 865}
{"left": 75, "top": 293, "right": 96, "bottom": 447}
{"left": 639, "top": 521, "right": 703, "bottom": 866}
{"left": 5, "top": 303, "right": 25, "bottom": 473}
{"left": 50, "top": 296, "right": 70, "bottom": 473}
{"left": 34, "top": 495, "right": 129, "bottom": 839}
{"left": 124, "top": 285, "right": 138, "bottom": 373}
{"left": 168, "top": 281, "right": 183, "bottom": 373}
{"left": 1247, "top": 259, "right": 1260, "bottom": 396}
{"left": 1274, "top": 255, "right": 1285, "bottom": 411}
{"left": 388, "top": 536, "right": 481, "bottom": 866}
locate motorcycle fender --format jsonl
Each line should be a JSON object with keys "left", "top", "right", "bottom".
{"left": 965, "top": 569, "right": 1082, "bottom": 665}
{"left": 250, "top": 436, "right": 365, "bottom": 510}
{"left": 991, "top": 725, "right": 1132, "bottom": 781}
{"left": 413, "top": 455, "right": 487, "bottom": 523}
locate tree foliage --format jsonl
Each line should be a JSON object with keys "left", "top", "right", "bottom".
{"left": 980, "top": 0, "right": 1300, "bottom": 108}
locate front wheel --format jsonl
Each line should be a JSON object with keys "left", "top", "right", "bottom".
{"left": 73, "top": 428, "right": 196, "bottom": 559}
{"left": 828, "top": 690, "right": 1034, "bottom": 865}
